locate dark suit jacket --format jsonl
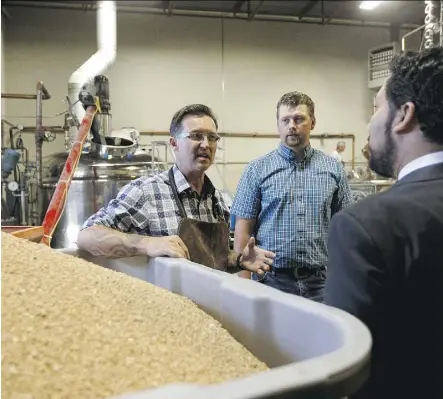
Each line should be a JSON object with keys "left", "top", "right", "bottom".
{"left": 325, "top": 162, "right": 443, "bottom": 399}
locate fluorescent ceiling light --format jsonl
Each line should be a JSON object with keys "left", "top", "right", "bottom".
{"left": 360, "top": 1, "right": 383, "bottom": 10}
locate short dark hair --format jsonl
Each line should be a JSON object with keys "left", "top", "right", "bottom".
{"left": 169, "top": 104, "right": 218, "bottom": 136}
{"left": 276, "top": 91, "right": 315, "bottom": 119}
{"left": 386, "top": 46, "right": 443, "bottom": 145}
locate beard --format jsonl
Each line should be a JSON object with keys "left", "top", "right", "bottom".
{"left": 369, "top": 109, "right": 397, "bottom": 179}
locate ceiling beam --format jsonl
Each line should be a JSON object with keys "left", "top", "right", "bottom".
{"left": 1, "top": 1, "right": 420, "bottom": 28}
{"left": 248, "top": 0, "right": 264, "bottom": 21}
{"left": 81, "top": 2, "right": 95, "bottom": 11}
{"left": 299, "top": 0, "right": 319, "bottom": 20}
{"left": 323, "top": 1, "right": 348, "bottom": 24}
{"left": 232, "top": 0, "right": 245, "bottom": 15}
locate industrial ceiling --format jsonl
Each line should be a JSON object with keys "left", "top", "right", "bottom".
{"left": 2, "top": 1, "right": 425, "bottom": 29}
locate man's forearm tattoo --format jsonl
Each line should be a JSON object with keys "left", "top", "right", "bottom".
{"left": 79, "top": 228, "right": 146, "bottom": 259}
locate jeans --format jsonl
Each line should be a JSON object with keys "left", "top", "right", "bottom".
{"left": 252, "top": 268, "right": 326, "bottom": 303}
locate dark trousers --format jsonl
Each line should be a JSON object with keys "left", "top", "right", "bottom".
{"left": 252, "top": 267, "right": 326, "bottom": 303}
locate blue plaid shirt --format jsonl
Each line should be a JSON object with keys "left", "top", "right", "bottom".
{"left": 231, "top": 144, "right": 354, "bottom": 269}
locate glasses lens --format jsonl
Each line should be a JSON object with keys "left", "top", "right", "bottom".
{"left": 207, "top": 134, "right": 220, "bottom": 142}
{"left": 189, "top": 132, "right": 203, "bottom": 141}
{"left": 188, "top": 133, "right": 220, "bottom": 143}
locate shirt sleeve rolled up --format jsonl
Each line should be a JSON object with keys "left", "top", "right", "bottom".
{"left": 82, "top": 179, "right": 150, "bottom": 234}
{"left": 231, "top": 163, "right": 261, "bottom": 220}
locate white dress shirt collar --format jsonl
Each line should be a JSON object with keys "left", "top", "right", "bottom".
{"left": 398, "top": 151, "right": 443, "bottom": 180}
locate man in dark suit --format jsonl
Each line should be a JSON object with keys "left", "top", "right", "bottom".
{"left": 325, "top": 47, "right": 443, "bottom": 399}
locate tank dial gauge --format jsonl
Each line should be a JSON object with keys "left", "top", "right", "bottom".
{"left": 7, "top": 181, "right": 19, "bottom": 192}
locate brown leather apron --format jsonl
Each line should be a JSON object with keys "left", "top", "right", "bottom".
{"left": 168, "top": 168, "right": 230, "bottom": 272}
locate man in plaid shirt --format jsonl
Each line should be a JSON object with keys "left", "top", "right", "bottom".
{"left": 231, "top": 92, "right": 354, "bottom": 301}
{"left": 77, "top": 104, "right": 275, "bottom": 273}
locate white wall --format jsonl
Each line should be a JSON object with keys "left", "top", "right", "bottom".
{"left": 1, "top": 15, "right": 7, "bottom": 126}
{"left": 2, "top": 6, "right": 392, "bottom": 193}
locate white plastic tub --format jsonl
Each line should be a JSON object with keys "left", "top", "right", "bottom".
{"left": 59, "top": 249, "right": 372, "bottom": 399}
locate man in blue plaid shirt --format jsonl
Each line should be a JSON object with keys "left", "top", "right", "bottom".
{"left": 231, "top": 91, "right": 354, "bottom": 301}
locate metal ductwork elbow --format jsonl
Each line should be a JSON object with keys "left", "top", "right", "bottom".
{"left": 67, "top": 1, "right": 117, "bottom": 143}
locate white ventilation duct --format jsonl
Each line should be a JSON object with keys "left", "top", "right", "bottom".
{"left": 68, "top": 0, "right": 116, "bottom": 143}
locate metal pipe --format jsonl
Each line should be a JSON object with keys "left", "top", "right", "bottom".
{"left": 3, "top": 125, "right": 64, "bottom": 133}
{"left": 21, "top": 125, "right": 64, "bottom": 133}
{"left": 139, "top": 130, "right": 356, "bottom": 139}
{"left": 401, "top": 24, "right": 425, "bottom": 51}
{"left": 311, "top": 134, "right": 355, "bottom": 139}
{"left": 64, "top": 129, "right": 70, "bottom": 151}
{"left": 36, "top": 83, "right": 44, "bottom": 188}
{"left": 220, "top": 17, "right": 227, "bottom": 191}
{"left": 139, "top": 131, "right": 356, "bottom": 168}
{"left": 2, "top": 93, "right": 38, "bottom": 100}
{"left": 351, "top": 136, "right": 355, "bottom": 170}
{"left": 3, "top": 2, "right": 420, "bottom": 30}
{"left": 2, "top": 84, "right": 50, "bottom": 100}
{"left": 440, "top": 0, "right": 443, "bottom": 46}
{"left": 68, "top": 0, "right": 117, "bottom": 144}
{"left": 8, "top": 127, "right": 19, "bottom": 183}
{"left": 9, "top": 127, "right": 16, "bottom": 149}
{"left": 150, "top": 141, "right": 155, "bottom": 171}
{"left": 1, "top": 119, "right": 15, "bottom": 127}
{"left": 89, "top": 161, "right": 159, "bottom": 168}
{"left": 1, "top": 120, "right": 4, "bottom": 149}
{"left": 21, "top": 147, "right": 29, "bottom": 166}
{"left": 37, "top": 81, "right": 51, "bottom": 100}
{"left": 20, "top": 183, "right": 27, "bottom": 226}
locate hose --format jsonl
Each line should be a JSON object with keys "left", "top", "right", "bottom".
{"left": 40, "top": 104, "right": 98, "bottom": 247}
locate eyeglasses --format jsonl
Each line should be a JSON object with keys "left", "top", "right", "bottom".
{"left": 184, "top": 132, "right": 221, "bottom": 143}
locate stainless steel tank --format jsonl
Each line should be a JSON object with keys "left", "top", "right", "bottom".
{"left": 39, "top": 138, "right": 166, "bottom": 249}
{"left": 349, "top": 179, "right": 394, "bottom": 202}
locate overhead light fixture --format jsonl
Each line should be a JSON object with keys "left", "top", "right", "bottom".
{"left": 359, "top": 1, "right": 383, "bottom": 10}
